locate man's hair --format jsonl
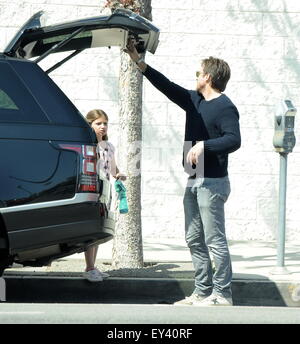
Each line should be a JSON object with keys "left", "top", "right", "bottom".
{"left": 202, "top": 56, "right": 231, "bottom": 92}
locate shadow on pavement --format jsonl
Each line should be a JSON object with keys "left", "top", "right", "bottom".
{"left": 4, "top": 262, "right": 300, "bottom": 306}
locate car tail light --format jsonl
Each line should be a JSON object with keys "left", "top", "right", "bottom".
{"left": 59, "top": 144, "right": 98, "bottom": 193}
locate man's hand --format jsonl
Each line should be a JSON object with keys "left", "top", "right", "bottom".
{"left": 124, "top": 38, "right": 140, "bottom": 62}
{"left": 186, "top": 141, "right": 204, "bottom": 165}
{"left": 124, "top": 38, "right": 147, "bottom": 72}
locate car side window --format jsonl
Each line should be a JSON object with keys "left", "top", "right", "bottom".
{"left": 0, "top": 89, "right": 19, "bottom": 110}
{"left": 0, "top": 60, "right": 49, "bottom": 123}
{"left": 8, "top": 59, "right": 88, "bottom": 126}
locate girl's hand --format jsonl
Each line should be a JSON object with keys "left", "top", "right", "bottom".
{"left": 116, "top": 173, "right": 127, "bottom": 181}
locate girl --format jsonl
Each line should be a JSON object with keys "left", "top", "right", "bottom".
{"left": 84, "top": 109, "right": 126, "bottom": 282}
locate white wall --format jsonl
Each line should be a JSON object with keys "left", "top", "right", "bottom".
{"left": 1, "top": 0, "right": 300, "bottom": 241}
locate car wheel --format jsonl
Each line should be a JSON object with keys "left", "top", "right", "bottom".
{"left": 0, "top": 253, "right": 9, "bottom": 277}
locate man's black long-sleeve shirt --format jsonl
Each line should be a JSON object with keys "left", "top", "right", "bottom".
{"left": 143, "top": 65, "right": 241, "bottom": 178}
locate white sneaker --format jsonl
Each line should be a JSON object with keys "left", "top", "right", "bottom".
{"left": 83, "top": 269, "right": 103, "bottom": 282}
{"left": 97, "top": 270, "right": 110, "bottom": 279}
{"left": 174, "top": 293, "right": 208, "bottom": 306}
{"left": 194, "top": 294, "right": 233, "bottom": 306}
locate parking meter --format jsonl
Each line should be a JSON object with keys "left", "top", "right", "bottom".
{"left": 273, "top": 100, "right": 297, "bottom": 153}
{"left": 271, "top": 99, "right": 296, "bottom": 275}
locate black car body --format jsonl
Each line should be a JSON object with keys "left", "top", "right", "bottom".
{"left": 0, "top": 9, "right": 159, "bottom": 273}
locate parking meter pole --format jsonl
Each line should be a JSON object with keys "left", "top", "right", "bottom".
{"left": 271, "top": 152, "right": 290, "bottom": 275}
{"left": 277, "top": 153, "right": 288, "bottom": 269}
{"left": 271, "top": 99, "right": 296, "bottom": 275}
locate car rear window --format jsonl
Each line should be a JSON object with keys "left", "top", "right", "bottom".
{"left": 41, "top": 30, "right": 92, "bottom": 48}
{"left": 0, "top": 60, "right": 49, "bottom": 123}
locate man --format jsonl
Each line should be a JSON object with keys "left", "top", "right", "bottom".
{"left": 125, "top": 40, "right": 241, "bottom": 306}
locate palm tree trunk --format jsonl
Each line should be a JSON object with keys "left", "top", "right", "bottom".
{"left": 112, "top": 51, "right": 144, "bottom": 269}
{"left": 112, "top": 0, "right": 152, "bottom": 269}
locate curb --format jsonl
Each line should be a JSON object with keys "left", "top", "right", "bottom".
{"left": 3, "top": 275, "right": 300, "bottom": 307}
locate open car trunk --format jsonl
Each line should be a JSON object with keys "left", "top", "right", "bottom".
{"left": 3, "top": 8, "right": 159, "bottom": 72}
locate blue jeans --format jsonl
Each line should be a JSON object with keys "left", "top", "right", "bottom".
{"left": 183, "top": 176, "right": 232, "bottom": 299}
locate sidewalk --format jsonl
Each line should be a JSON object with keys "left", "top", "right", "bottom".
{"left": 77, "top": 238, "right": 300, "bottom": 279}
{"left": 3, "top": 238, "right": 300, "bottom": 306}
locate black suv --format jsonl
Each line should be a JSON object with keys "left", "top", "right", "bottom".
{"left": 0, "top": 9, "right": 159, "bottom": 274}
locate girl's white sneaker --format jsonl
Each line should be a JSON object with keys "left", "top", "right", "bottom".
{"left": 83, "top": 268, "right": 103, "bottom": 282}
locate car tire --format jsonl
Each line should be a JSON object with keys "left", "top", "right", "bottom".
{"left": 0, "top": 251, "right": 9, "bottom": 277}
{"left": 0, "top": 219, "right": 9, "bottom": 276}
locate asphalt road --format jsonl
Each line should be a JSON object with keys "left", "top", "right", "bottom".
{"left": 0, "top": 302, "right": 300, "bottom": 324}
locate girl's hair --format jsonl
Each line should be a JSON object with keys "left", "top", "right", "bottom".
{"left": 202, "top": 56, "right": 231, "bottom": 92}
{"left": 86, "top": 109, "right": 109, "bottom": 141}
